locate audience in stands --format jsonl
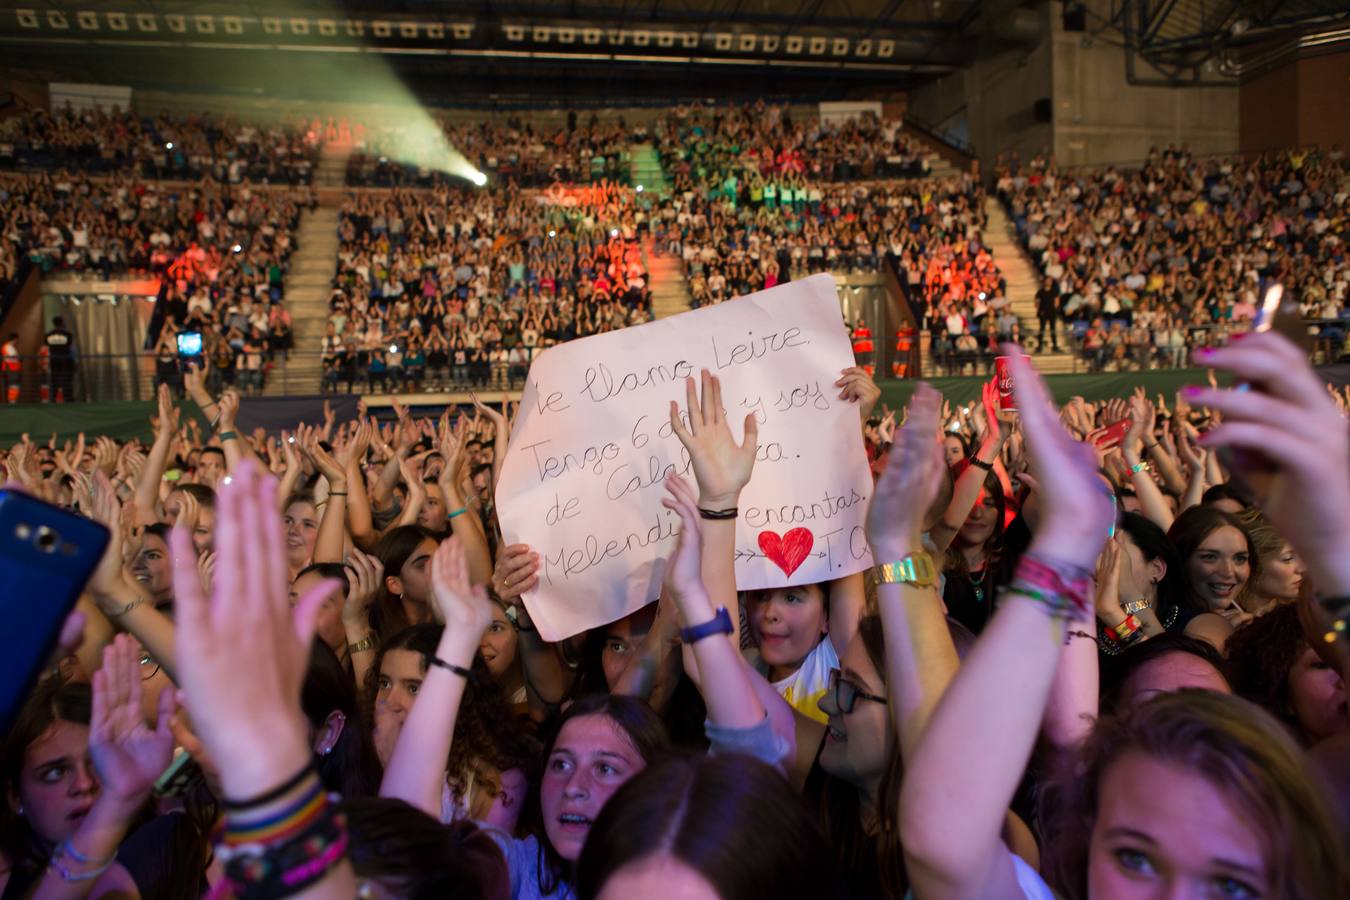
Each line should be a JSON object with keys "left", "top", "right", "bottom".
{"left": 998, "top": 145, "right": 1349, "bottom": 369}
{"left": 0, "top": 105, "right": 319, "bottom": 183}
{"left": 326, "top": 182, "right": 651, "bottom": 391}
{"left": 345, "top": 115, "right": 635, "bottom": 189}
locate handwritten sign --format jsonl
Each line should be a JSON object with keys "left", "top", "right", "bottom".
{"left": 495, "top": 274, "right": 874, "bottom": 641}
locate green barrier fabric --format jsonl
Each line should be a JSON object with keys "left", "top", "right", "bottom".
{"left": 0, "top": 400, "right": 211, "bottom": 445}
{"left": 876, "top": 369, "right": 1220, "bottom": 411}
{"left": 0, "top": 369, "right": 1221, "bottom": 445}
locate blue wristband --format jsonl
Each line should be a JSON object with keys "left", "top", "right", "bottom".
{"left": 447, "top": 506, "right": 468, "bottom": 520}
{"left": 680, "top": 607, "right": 733, "bottom": 644}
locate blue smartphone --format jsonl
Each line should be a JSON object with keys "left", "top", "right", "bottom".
{"left": 0, "top": 489, "right": 109, "bottom": 733}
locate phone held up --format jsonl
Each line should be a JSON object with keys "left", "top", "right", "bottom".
{"left": 1217, "top": 283, "right": 1307, "bottom": 504}
{"left": 0, "top": 489, "right": 109, "bottom": 733}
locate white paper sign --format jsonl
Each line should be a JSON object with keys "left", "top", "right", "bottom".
{"left": 495, "top": 274, "right": 875, "bottom": 641}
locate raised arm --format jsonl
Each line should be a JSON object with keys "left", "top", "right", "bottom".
{"left": 438, "top": 417, "right": 492, "bottom": 586}
{"left": 663, "top": 474, "right": 775, "bottom": 747}
{"left": 867, "top": 383, "right": 962, "bottom": 759}
{"left": 134, "top": 385, "right": 178, "bottom": 524}
{"left": 1175, "top": 426, "right": 1208, "bottom": 515}
{"left": 379, "top": 536, "right": 493, "bottom": 817}
{"left": 169, "top": 460, "right": 356, "bottom": 898}
{"left": 472, "top": 393, "right": 510, "bottom": 491}
{"left": 345, "top": 419, "right": 377, "bottom": 550}
{"left": 668, "top": 368, "right": 757, "bottom": 673}
{"left": 215, "top": 390, "right": 255, "bottom": 470}
{"left": 341, "top": 547, "right": 383, "bottom": 689}
{"left": 276, "top": 429, "right": 303, "bottom": 511}
{"left": 87, "top": 473, "right": 179, "bottom": 682}
{"left": 900, "top": 349, "right": 1114, "bottom": 900}
{"left": 303, "top": 432, "right": 354, "bottom": 565}
{"left": 1120, "top": 394, "right": 1174, "bottom": 530}
{"left": 932, "top": 381, "right": 1011, "bottom": 555}
{"left": 29, "top": 636, "right": 175, "bottom": 900}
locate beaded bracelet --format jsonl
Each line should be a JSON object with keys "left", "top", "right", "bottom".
{"left": 48, "top": 839, "right": 116, "bottom": 882}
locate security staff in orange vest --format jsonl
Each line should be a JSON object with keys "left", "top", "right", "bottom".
{"left": 1, "top": 333, "right": 20, "bottom": 403}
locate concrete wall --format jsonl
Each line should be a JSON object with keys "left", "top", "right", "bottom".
{"left": 913, "top": 0, "right": 1242, "bottom": 176}
{"left": 962, "top": 2, "right": 1056, "bottom": 175}
{"left": 1052, "top": 1, "right": 1239, "bottom": 166}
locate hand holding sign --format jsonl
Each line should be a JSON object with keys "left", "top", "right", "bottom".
{"left": 495, "top": 275, "right": 874, "bottom": 641}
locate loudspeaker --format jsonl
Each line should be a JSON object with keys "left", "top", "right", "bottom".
{"left": 1033, "top": 97, "right": 1052, "bottom": 123}
{"left": 1063, "top": 2, "right": 1087, "bottom": 32}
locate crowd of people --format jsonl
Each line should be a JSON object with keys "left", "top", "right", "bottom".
{"left": 1, "top": 326, "right": 1347, "bottom": 898}
{"left": 323, "top": 181, "right": 651, "bottom": 393}
{"left": 644, "top": 104, "right": 998, "bottom": 317}
{"left": 999, "top": 145, "right": 1349, "bottom": 365}
{"left": 344, "top": 116, "right": 636, "bottom": 189}
{"left": 0, "top": 168, "right": 313, "bottom": 397}
{"left": 0, "top": 106, "right": 321, "bottom": 184}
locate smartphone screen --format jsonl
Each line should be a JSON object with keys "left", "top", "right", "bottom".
{"left": 0, "top": 490, "right": 109, "bottom": 732}
{"left": 1091, "top": 419, "right": 1132, "bottom": 450}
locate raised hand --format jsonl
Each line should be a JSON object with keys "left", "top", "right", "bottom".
{"left": 218, "top": 389, "right": 243, "bottom": 432}
{"left": 660, "top": 474, "right": 711, "bottom": 610}
{"left": 867, "top": 383, "right": 946, "bottom": 558}
{"left": 155, "top": 383, "right": 180, "bottom": 440}
{"left": 89, "top": 635, "right": 175, "bottom": 812}
{"left": 1005, "top": 346, "right": 1114, "bottom": 570}
{"left": 669, "top": 368, "right": 758, "bottom": 508}
{"left": 429, "top": 535, "right": 494, "bottom": 638}
{"left": 168, "top": 459, "right": 341, "bottom": 798}
{"left": 302, "top": 430, "right": 346, "bottom": 486}
{"left": 1191, "top": 333, "right": 1350, "bottom": 596}
{"left": 342, "top": 547, "right": 384, "bottom": 629}
{"left": 835, "top": 365, "right": 881, "bottom": 422}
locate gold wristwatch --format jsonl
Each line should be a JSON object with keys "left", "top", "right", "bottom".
{"left": 876, "top": 551, "right": 938, "bottom": 588}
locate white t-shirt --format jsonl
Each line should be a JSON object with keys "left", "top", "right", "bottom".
{"left": 748, "top": 635, "right": 838, "bottom": 725}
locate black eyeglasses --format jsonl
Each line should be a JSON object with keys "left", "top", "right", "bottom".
{"left": 828, "top": 668, "right": 886, "bottom": 714}
{"left": 139, "top": 652, "right": 161, "bottom": 682}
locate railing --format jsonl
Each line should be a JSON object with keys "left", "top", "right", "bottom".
{"left": 902, "top": 111, "right": 975, "bottom": 159}
{"left": 8, "top": 317, "right": 1343, "bottom": 404}
{"left": 1059, "top": 320, "right": 1346, "bottom": 373}
{"left": 926, "top": 319, "right": 1344, "bottom": 377}
{"left": 0, "top": 349, "right": 539, "bottom": 404}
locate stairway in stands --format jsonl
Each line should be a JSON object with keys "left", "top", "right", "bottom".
{"left": 628, "top": 143, "right": 669, "bottom": 194}
{"left": 645, "top": 243, "right": 692, "bottom": 320}
{"left": 265, "top": 142, "right": 349, "bottom": 395}
{"left": 983, "top": 197, "right": 1077, "bottom": 374}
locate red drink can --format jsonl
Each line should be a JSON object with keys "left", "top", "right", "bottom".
{"left": 994, "top": 355, "right": 1018, "bottom": 410}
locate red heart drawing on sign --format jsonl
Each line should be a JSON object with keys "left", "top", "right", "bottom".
{"left": 757, "top": 528, "right": 814, "bottom": 578}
